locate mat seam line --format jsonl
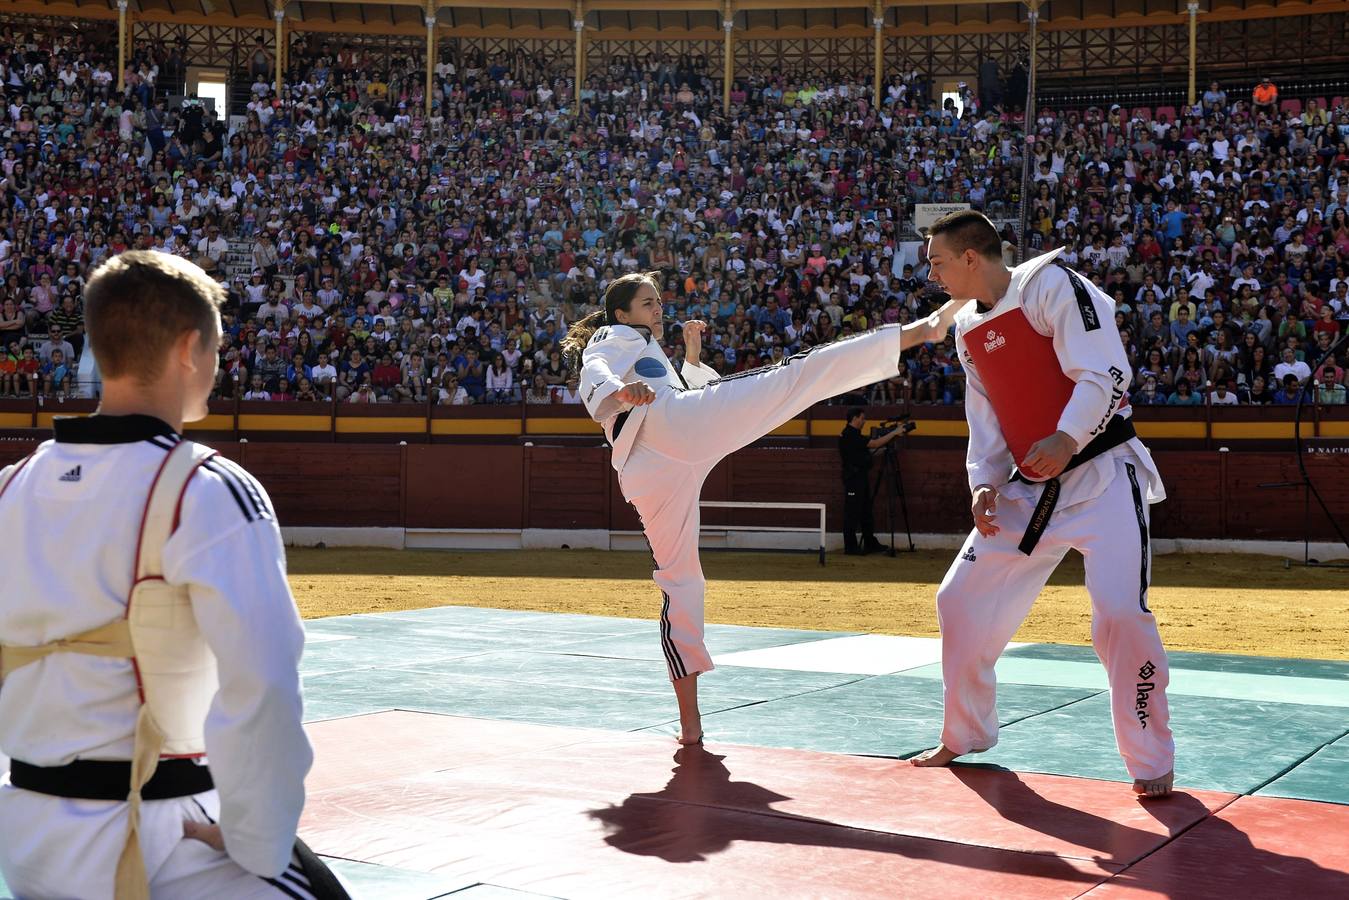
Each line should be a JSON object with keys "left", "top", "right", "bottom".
{"left": 1070, "top": 792, "right": 1244, "bottom": 899}
{"left": 630, "top": 674, "right": 880, "bottom": 732}
{"left": 890, "top": 689, "right": 1109, "bottom": 760}
{"left": 1244, "top": 722, "right": 1349, "bottom": 798}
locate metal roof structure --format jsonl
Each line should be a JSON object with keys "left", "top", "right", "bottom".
{"left": 1, "top": 0, "right": 1344, "bottom": 39}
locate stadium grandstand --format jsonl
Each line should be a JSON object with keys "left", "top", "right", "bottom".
{"left": 0, "top": 0, "right": 1345, "bottom": 415}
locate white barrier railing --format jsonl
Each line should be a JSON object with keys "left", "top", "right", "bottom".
{"left": 698, "top": 500, "right": 827, "bottom": 566}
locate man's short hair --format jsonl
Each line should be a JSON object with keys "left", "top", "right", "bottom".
{"left": 926, "top": 210, "right": 1002, "bottom": 260}
{"left": 846, "top": 407, "right": 865, "bottom": 422}
{"left": 84, "top": 251, "right": 224, "bottom": 381}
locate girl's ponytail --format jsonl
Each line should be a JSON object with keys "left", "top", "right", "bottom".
{"left": 561, "top": 309, "right": 607, "bottom": 370}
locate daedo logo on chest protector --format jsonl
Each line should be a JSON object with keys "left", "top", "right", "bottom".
{"left": 982, "top": 329, "right": 1006, "bottom": 354}
{"left": 1135, "top": 660, "right": 1157, "bottom": 728}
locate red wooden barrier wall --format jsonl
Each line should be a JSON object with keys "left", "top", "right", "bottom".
{"left": 1, "top": 439, "right": 1343, "bottom": 541}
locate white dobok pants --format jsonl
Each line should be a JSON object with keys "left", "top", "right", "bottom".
{"left": 0, "top": 783, "right": 316, "bottom": 900}
{"left": 935, "top": 453, "right": 1175, "bottom": 781}
{"left": 618, "top": 325, "right": 905, "bottom": 682}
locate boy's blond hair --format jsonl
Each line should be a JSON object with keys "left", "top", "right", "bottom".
{"left": 84, "top": 251, "right": 225, "bottom": 381}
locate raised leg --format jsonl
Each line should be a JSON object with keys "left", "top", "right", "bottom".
{"left": 644, "top": 325, "right": 905, "bottom": 465}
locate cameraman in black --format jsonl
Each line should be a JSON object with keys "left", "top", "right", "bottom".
{"left": 839, "top": 407, "right": 902, "bottom": 555}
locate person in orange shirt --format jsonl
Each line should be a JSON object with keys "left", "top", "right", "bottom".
{"left": 1252, "top": 77, "right": 1278, "bottom": 116}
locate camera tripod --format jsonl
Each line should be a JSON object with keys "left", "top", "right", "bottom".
{"left": 869, "top": 436, "right": 916, "bottom": 555}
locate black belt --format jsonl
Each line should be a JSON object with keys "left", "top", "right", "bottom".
{"left": 611, "top": 409, "right": 631, "bottom": 443}
{"left": 1012, "top": 415, "right": 1137, "bottom": 555}
{"left": 9, "top": 757, "right": 214, "bottom": 801}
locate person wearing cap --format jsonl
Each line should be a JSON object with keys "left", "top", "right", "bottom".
{"left": 1252, "top": 77, "right": 1278, "bottom": 116}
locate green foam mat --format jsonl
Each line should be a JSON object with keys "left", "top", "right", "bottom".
{"left": 301, "top": 635, "right": 504, "bottom": 678}
{"left": 1255, "top": 731, "right": 1349, "bottom": 806}
{"left": 971, "top": 693, "right": 1349, "bottom": 793}
{"left": 1003, "top": 643, "right": 1349, "bottom": 680}
{"left": 395, "top": 651, "right": 865, "bottom": 705}
{"left": 302, "top": 666, "right": 749, "bottom": 729}
{"left": 550, "top": 624, "right": 856, "bottom": 661}
{"left": 447, "top": 886, "right": 563, "bottom": 899}
{"left": 900, "top": 657, "right": 1349, "bottom": 708}
{"left": 323, "top": 857, "right": 473, "bottom": 899}
{"left": 670, "top": 675, "right": 1096, "bottom": 758}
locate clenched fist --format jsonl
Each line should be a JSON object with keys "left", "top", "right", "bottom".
{"left": 616, "top": 381, "right": 656, "bottom": 406}
{"left": 682, "top": 320, "right": 707, "bottom": 363}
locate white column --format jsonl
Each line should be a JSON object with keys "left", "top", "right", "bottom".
{"left": 425, "top": 6, "right": 437, "bottom": 118}
{"left": 1187, "top": 2, "right": 1200, "bottom": 108}
{"left": 723, "top": 13, "right": 734, "bottom": 113}
{"left": 574, "top": 1, "right": 585, "bottom": 102}
{"left": 873, "top": 5, "right": 885, "bottom": 109}
{"left": 117, "top": 0, "right": 128, "bottom": 93}
{"left": 274, "top": 7, "right": 285, "bottom": 100}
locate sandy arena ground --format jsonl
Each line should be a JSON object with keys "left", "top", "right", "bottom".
{"left": 286, "top": 548, "right": 1349, "bottom": 661}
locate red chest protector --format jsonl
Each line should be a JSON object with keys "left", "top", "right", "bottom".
{"left": 964, "top": 307, "right": 1074, "bottom": 465}
{"left": 960, "top": 251, "right": 1128, "bottom": 465}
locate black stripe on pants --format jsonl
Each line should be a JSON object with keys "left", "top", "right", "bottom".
{"left": 1125, "top": 462, "right": 1152, "bottom": 613}
{"left": 660, "top": 592, "right": 687, "bottom": 679}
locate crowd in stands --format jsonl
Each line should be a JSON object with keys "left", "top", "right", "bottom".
{"left": 0, "top": 21, "right": 1345, "bottom": 412}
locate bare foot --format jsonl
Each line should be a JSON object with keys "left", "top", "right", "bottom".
{"left": 910, "top": 744, "right": 964, "bottom": 767}
{"left": 677, "top": 730, "right": 703, "bottom": 746}
{"left": 1132, "top": 770, "right": 1174, "bottom": 798}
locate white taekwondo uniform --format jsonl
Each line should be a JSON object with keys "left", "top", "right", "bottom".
{"left": 0, "top": 414, "right": 341, "bottom": 899}
{"left": 938, "top": 248, "right": 1174, "bottom": 781}
{"left": 581, "top": 322, "right": 906, "bottom": 681}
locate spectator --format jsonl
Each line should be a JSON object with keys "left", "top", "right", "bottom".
{"left": 438, "top": 372, "right": 469, "bottom": 406}
{"left": 37, "top": 326, "right": 75, "bottom": 367}
{"left": 1316, "top": 363, "right": 1346, "bottom": 404}
{"left": 195, "top": 224, "right": 229, "bottom": 273}
{"left": 0, "top": 23, "right": 1343, "bottom": 420}
{"left": 1247, "top": 374, "right": 1274, "bottom": 404}
{"left": 1272, "top": 373, "right": 1302, "bottom": 404}
{"left": 1132, "top": 373, "right": 1166, "bottom": 405}
{"left": 371, "top": 353, "right": 402, "bottom": 401}
{"left": 1273, "top": 347, "right": 1312, "bottom": 385}
{"left": 1252, "top": 76, "right": 1278, "bottom": 117}
{"left": 295, "top": 377, "right": 321, "bottom": 401}
{"left": 1167, "top": 378, "right": 1203, "bottom": 406}
{"left": 485, "top": 354, "right": 515, "bottom": 404}
{"left": 243, "top": 373, "right": 271, "bottom": 401}
{"left": 1210, "top": 381, "right": 1240, "bottom": 405}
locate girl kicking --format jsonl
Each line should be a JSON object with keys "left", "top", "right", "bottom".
{"left": 562, "top": 272, "right": 957, "bottom": 744}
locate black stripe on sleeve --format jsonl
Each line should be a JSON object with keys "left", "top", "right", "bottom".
{"left": 214, "top": 457, "right": 275, "bottom": 520}
{"left": 280, "top": 868, "right": 311, "bottom": 890}
{"left": 203, "top": 459, "right": 260, "bottom": 522}
{"left": 262, "top": 876, "right": 307, "bottom": 900}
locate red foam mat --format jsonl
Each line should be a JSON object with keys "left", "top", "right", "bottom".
{"left": 303, "top": 711, "right": 627, "bottom": 795}
{"left": 1082, "top": 795, "right": 1349, "bottom": 898}
{"left": 298, "top": 713, "right": 1271, "bottom": 898}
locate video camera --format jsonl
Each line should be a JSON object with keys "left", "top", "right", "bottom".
{"left": 869, "top": 416, "right": 917, "bottom": 440}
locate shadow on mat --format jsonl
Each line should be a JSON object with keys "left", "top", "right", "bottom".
{"left": 950, "top": 766, "right": 1349, "bottom": 895}
{"left": 587, "top": 746, "right": 1103, "bottom": 884}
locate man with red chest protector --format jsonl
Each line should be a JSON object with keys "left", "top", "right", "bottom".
{"left": 910, "top": 211, "right": 1174, "bottom": 798}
